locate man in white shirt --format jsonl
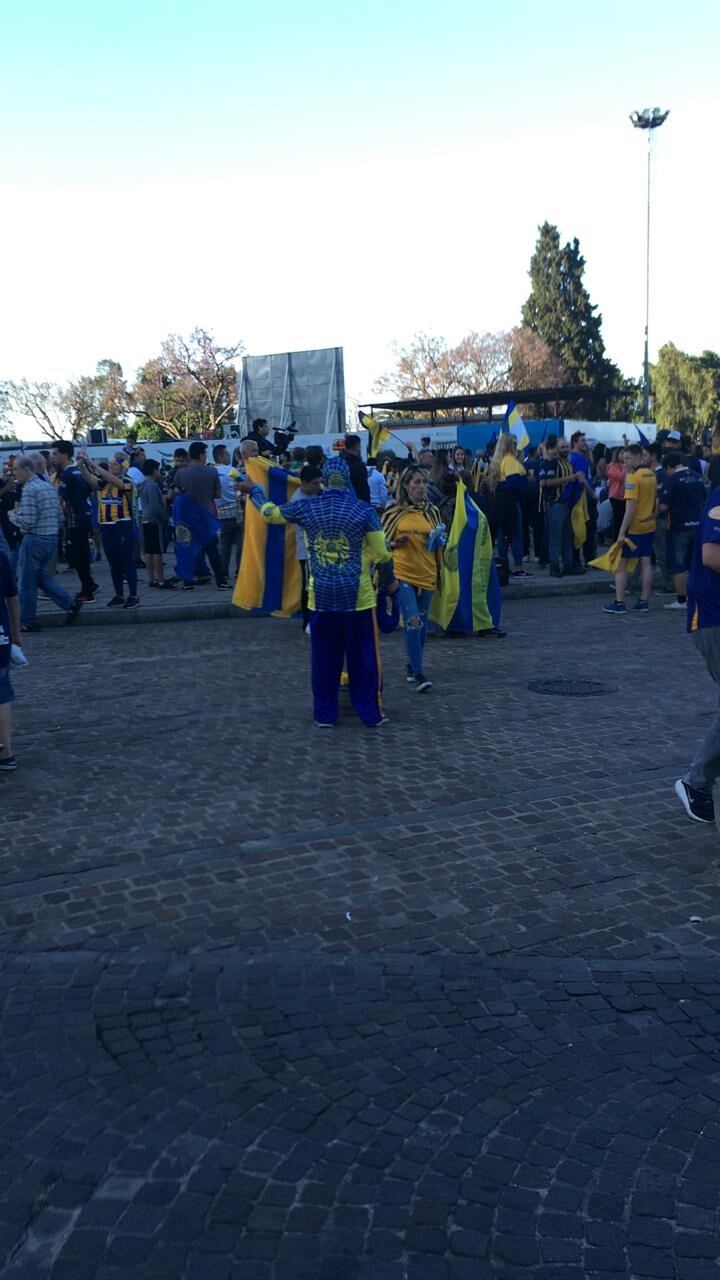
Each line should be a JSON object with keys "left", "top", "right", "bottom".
{"left": 366, "top": 458, "right": 389, "bottom": 514}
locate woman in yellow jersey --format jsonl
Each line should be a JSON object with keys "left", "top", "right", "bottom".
{"left": 486, "top": 434, "right": 529, "bottom": 578}
{"left": 382, "top": 467, "right": 443, "bottom": 692}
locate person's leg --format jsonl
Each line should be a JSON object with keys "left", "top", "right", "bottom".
{"left": 153, "top": 552, "right": 166, "bottom": 585}
{"left": 397, "top": 582, "right": 423, "bottom": 675}
{"left": 654, "top": 520, "right": 673, "bottom": 590}
{"left": 547, "top": 505, "right": 562, "bottom": 571}
{"left": 640, "top": 556, "right": 654, "bottom": 603}
{"left": 203, "top": 535, "right": 225, "bottom": 585}
{"left": 345, "top": 608, "right": 384, "bottom": 726}
{"left": 35, "top": 537, "right": 75, "bottom": 613}
{"left": 583, "top": 503, "right": 597, "bottom": 564}
{"left": 685, "top": 628, "right": 720, "bottom": 795}
{"left": 300, "top": 560, "right": 310, "bottom": 629}
{"left": 17, "top": 536, "right": 39, "bottom": 624}
{"left": 0, "top": 695, "right": 13, "bottom": 762}
{"left": 68, "top": 526, "right": 94, "bottom": 596}
{"left": 510, "top": 500, "right": 524, "bottom": 569}
{"left": 560, "top": 507, "right": 574, "bottom": 573}
{"left": 219, "top": 519, "right": 234, "bottom": 579}
{"left": 611, "top": 499, "right": 625, "bottom": 541}
{"left": 101, "top": 525, "right": 125, "bottom": 598}
{"left": 614, "top": 561, "right": 628, "bottom": 603}
{"left": 310, "top": 611, "right": 344, "bottom": 724}
{"left": 417, "top": 588, "right": 433, "bottom": 658}
{"left": 119, "top": 524, "right": 138, "bottom": 596}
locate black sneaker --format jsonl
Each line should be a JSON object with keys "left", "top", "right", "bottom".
{"left": 675, "top": 779, "right": 715, "bottom": 824}
{"left": 216, "top": 580, "right": 232, "bottom": 590}
{"left": 406, "top": 664, "right": 415, "bottom": 683}
{"left": 64, "top": 600, "right": 82, "bottom": 625}
{"left": 181, "top": 584, "right": 194, "bottom": 592}
{"left": 106, "top": 596, "right": 125, "bottom": 608}
{"left": 414, "top": 673, "right": 432, "bottom": 692}
{"left": 20, "top": 622, "right": 42, "bottom": 634}
{"left": 123, "top": 596, "right": 140, "bottom": 610}
{"left": 549, "top": 567, "right": 563, "bottom": 578}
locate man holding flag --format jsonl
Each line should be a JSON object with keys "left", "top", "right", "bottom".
{"left": 172, "top": 442, "right": 229, "bottom": 590}
{"left": 239, "top": 457, "right": 398, "bottom": 727}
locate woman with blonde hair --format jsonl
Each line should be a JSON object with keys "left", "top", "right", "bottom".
{"left": 485, "top": 434, "right": 529, "bottom": 578}
{"left": 382, "top": 466, "right": 445, "bottom": 692}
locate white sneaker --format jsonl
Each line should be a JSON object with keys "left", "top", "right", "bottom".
{"left": 664, "top": 601, "right": 686, "bottom": 610}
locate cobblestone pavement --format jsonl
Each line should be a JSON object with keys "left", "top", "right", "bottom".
{"left": 3, "top": 597, "right": 720, "bottom": 1279}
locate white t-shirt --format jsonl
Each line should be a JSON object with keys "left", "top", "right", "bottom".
{"left": 215, "top": 464, "right": 239, "bottom": 516}
{"left": 367, "top": 467, "right": 389, "bottom": 509}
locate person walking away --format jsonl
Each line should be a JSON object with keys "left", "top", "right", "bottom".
{"left": 486, "top": 435, "right": 529, "bottom": 579}
{"left": 290, "top": 464, "right": 323, "bottom": 631}
{"left": 51, "top": 441, "right": 98, "bottom": 602}
{"left": 172, "top": 442, "right": 229, "bottom": 590}
{"left": 78, "top": 454, "right": 140, "bottom": 609}
{"left": 382, "top": 466, "right": 444, "bottom": 692}
{"left": 658, "top": 451, "right": 706, "bottom": 611}
{"left": 675, "top": 484, "right": 720, "bottom": 823}
{"left": 139, "top": 460, "right": 172, "bottom": 588}
{"left": 0, "top": 547, "right": 22, "bottom": 771}
{"left": 240, "top": 457, "right": 398, "bottom": 727}
{"left": 603, "top": 444, "right": 657, "bottom": 615}
{"left": 212, "top": 444, "right": 244, "bottom": 582}
{"left": 607, "top": 448, "right": 627, "bottom": 541}
{"left": 10, "top": 456, "right": 82, "bottom": 631}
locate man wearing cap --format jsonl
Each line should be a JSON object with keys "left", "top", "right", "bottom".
{"left": 240, "top": 457, "right": 398, "bottom": 727}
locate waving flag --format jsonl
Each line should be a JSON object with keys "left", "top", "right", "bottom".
{"left": 430, "top": 479, "right": 501, "bottom": 634}
{"left": 636, "top": 426, "right": 650, "bottom": 447}
{"left": 359, "top": 411, "right": 391, "bottom": 456}
{"left": 233, "top": 456, "right": 302, "bottom": 615}
{"left": 172, "top": 493, "right": 220, "bottom": 583}
{"left": 501, "top": 400, "right": 530, "bottom": 451}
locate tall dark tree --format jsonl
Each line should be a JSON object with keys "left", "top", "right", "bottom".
{"left": 522, "top": 222, "right": 620, "bottom": 397}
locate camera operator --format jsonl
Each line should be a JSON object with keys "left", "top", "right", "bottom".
{"left": 243, "top": 418, "right": 278, "bottom": 459}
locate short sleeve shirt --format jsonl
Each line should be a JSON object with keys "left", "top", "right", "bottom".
{"left": 175, "top": 465, "right": 220, "bottom": 512}
{"left": 659, "top": 469, "right": 706, "bottom": 531}
{"left": 57, "top": 465, "right": 92, "bottom": 528}
{"left": 687, "top": 487, "right": 720, "bottom": 631}
{"left": 624, "top": 467, "right": 657, "bottom": 534}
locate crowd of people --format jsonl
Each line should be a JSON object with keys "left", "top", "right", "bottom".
{"left": 3, "top": 418, "right": 720, "bottom": 833}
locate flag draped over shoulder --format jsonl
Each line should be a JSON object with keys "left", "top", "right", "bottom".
{"left": 562, "top": 477, "right": 588, "bottom": 549}
{"left": 501, "top": 400, "right": 530, "bottom": 450}
{"left": 359, "top": 411, "right": 391, "bottom": 455}
{"left": 430, "top": 479, "right": 502, "bottom": 633}
{"left": 232, "top": 457, "right": 302, "bottom": 616}
{"left": 172, "top": 493, "right": 220, "bottom": 582}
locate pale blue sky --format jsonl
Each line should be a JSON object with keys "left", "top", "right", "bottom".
{"left": 2, "top": 0, "right": 719, "bottom": 409}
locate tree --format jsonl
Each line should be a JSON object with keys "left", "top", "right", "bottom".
{"left": 132, "top": 328, "right": 243, "bottom": 440}
{"left": 375, "top": 327, "right": 570, "bottom": 414}
{"left": 5, "top": 379, "right": 73, "bottom": 440}
{"left": 522, "top": 222, "right": 620, "bottom": 395}
{"left": 652, "top": 343, "right": 720, "bottom": 434}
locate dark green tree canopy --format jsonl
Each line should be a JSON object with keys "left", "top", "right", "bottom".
{"left": 522, "top": 222, "right": 619, "bottom": 390}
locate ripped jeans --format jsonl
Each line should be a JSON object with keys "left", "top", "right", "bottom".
{"left": 397, "top": 582, "right": 434, "bottom": 676}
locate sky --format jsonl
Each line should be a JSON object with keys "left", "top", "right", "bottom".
{"left": 2, "top": 0, "right": 719, "bottom": 422}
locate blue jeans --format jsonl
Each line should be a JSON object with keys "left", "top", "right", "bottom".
{"left": 18, "top": 533, "right": 74, "bottom": 624}
{"left": 546, "top": 503, "right": 573, "bottom": 571}
{"left": 398, "top": 582, "right": 433, "bottom": 675}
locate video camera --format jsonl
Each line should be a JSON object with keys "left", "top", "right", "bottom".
{"left": 274, "top": 420, "right": 297, "bottom": 455}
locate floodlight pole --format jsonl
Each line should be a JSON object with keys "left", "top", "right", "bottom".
{"left": 630, "top": 108, "right": 669, "bottom": 422}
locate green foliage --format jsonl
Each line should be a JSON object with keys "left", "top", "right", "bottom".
{"left": 651, "top": 343, "right": 720, "bottom": 434}
{"left": 522, "top": 222, "right": 620, "bottom": 397}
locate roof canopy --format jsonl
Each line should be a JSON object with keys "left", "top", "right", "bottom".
{"left": 364, "top": 384, "right": 637, "bottom": 417}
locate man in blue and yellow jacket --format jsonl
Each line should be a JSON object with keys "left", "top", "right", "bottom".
{"left": 241, "top": 457, "right": 397, "bottom": 727}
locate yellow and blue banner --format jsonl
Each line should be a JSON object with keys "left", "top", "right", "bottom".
{"left": 430, "top": 479, "right": 501, "bottom": 633}
{"left": 502, "top": 400, "right": 530, "bottom": 451}
{"left": 562, "top": 475, "right": 588, "bottom": 549}
{"left": 232, "top": 456, "right": 302, "bottom": 616}
{"left": 172, "top": 493, "right": 220, "bottom": 582}
{"left": 359, "top": 411, "right": 391, "bottom": 456}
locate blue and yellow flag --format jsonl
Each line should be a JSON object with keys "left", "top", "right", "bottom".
{"left": 502, "top": 400, "right": 530, "bottom": 451}
{"left": 233, "top": 456, "right": 302, "bottom": 616}
{"left": 172, "top": 493, "right": 220, "bottom": 582}
{"left": 430, "top": 479, "right": 502, "bottom": 633}
{"left": 359, "top": 411, "right": 391, "bottom": 456}
{"left": 562, "top": 476, "right": 588, "bottom": 549}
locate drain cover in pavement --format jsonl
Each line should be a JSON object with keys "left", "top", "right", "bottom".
{"left": 527, "top": 678, "right": 616, "bottom": 697}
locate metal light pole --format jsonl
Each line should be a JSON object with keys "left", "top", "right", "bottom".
{"left": 630, "top": 107, "right": 670, "bottom": 422}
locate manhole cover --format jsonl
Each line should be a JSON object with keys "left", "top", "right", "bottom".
{"left": 527, "top": 678, "right": 616, "bottom": 697}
